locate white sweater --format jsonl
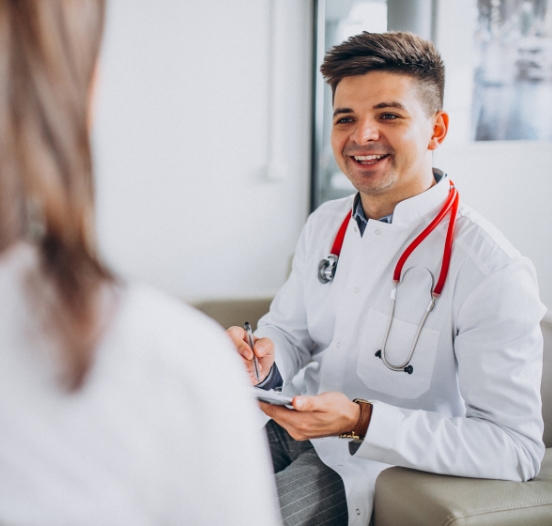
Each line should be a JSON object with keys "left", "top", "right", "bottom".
{"left": 0, "top": 243, "right": 280, "bottom": 526}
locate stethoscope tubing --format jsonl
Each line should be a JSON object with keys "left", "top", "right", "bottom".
{"left": 392, "top": 181, "right": 459, "bottom": 296}
{"left": 318, "top": 180, "right": 460, "bottom": 374}
{"left": 379, "top": 271, "right": 436, "bottom": 372}
{"left": 380, "top": 181, "right": 459, "bottom": 372}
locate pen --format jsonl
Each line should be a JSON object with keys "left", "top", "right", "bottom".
{"left": 244, "top": 321, "right": 260, "bottom": 383}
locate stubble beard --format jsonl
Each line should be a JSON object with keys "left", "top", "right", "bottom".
{"left": 343, "top": 158, "right": 398, "bottom": 197}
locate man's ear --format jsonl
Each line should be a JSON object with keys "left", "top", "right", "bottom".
{"left": 428, "top": 111, "right": 449, "bottom": 151}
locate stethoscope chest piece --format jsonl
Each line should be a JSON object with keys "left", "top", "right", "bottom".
{"left": 318, "top": 254, "right": 338, "bottom": 283}
{"left": 318, "top": 212, "right": 352, "bottom": 284}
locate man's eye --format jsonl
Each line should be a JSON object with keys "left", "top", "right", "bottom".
{"left": 335, "top": 117, "right": 353, "bottom": 124}
{"left": 381, "top": 113, "right": 399, "bottom": 120}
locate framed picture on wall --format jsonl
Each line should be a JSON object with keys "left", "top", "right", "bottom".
{"left": 472, "top": 0, "right": 552, "bottom": 141}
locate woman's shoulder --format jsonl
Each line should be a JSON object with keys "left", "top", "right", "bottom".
{"left": 92, "top": 281, "right": 260, "bottom": 439}
{"left": 104, "top": 282, "right": 233, "bottom": 363}
{"left": 120, "top": 282, "right": 220, "bottom": 332}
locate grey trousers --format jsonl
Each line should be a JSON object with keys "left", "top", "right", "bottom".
{"left": 265, "top": 420, "right": 349, "bottom": 526}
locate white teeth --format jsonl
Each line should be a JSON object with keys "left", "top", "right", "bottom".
{"left": 354, "top": 154, "right": 386, "bottom": 161}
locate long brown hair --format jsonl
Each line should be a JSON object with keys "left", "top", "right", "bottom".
{"left": 0, "top": 0, "right": 112, "bottom": 389}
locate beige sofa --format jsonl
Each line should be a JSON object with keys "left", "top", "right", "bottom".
{"left": 194, "top": 299, "right": 552, "bottom": 524}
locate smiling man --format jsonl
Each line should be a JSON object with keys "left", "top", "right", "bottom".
{"left": 227, "top": 32, "right": 546, "bottom": 526}
{"left": 331, "top": 71, "right": 447, "bottom": 221}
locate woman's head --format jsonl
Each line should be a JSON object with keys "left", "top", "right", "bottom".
{"left": 0, "top": 0, "right": 110, "bottom": 389}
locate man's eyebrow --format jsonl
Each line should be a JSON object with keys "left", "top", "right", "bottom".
{"left": 333, "top": 102, "right": 407, "bottom": 117}
{"left": 373, "top": 101, "right": 406, "bottom": 110}
{"left": 333, "top": 107, "right": 353, "bottom": 117}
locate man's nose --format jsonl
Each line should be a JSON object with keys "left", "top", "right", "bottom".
{"left": 351, "top": 118, "right": 379, "bottom": 143}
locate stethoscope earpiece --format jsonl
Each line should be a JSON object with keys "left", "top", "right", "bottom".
{"left": 375, "top": 350, "right": 415, "bottom": 374}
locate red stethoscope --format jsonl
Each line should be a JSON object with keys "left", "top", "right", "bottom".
{"left": 317, "top": 180, "right": 460, "bottom": 374}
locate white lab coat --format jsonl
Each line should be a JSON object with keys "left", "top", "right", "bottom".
{"left": 256, "top": 172, "right": 546, "bottom": 526}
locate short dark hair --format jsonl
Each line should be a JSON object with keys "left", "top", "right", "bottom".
{"left": 320, "top": 31, "right": 445, "bottom": 115}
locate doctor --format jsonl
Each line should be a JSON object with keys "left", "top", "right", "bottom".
{"left": 227, "top": 31, "right": 546, "bottom": 526}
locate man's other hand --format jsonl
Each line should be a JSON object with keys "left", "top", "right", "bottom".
{"left": 260, "top": 392, "right": 361, "bottom": 441}
{"left": 226, "top": 326, "right": 275, "bottom": 385}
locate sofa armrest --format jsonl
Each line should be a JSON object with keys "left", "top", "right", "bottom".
{"left": 374, "top": 448, "right": 552, "bottom": 526}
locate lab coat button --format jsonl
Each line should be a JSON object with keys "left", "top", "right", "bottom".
{"left": 375, "top": 229, "right": 381, "bottom": 235}
{"left": 354, "top": 227, "right": 358, "bottom": 233}
{"left": 356, "top": 509, "right": 361, "bottom": 515}
{"left": 355, "top": 287, "right": 359, "bottom": 293}
{"left": 337, "top": 342, "right": 340, "bottom": 348}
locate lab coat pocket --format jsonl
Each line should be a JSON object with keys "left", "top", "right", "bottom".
{"left": 356, "top": 308, "right": 440, "bottom": 399}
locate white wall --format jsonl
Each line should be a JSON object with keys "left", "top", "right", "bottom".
{"left": 94, "top": 0, "right": 552, "bottom": 312}
{"left": 434, "top": 142, "right": 552, "bottom": 310}
{"left": 434, "top": 0, "right": 552, "bottom": 310}
{"left": 93, "top": 0, "right": 312, "bottom": 302}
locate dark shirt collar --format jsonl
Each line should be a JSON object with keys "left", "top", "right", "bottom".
{"left": 352, "top": 195, "right": 391, "bottom": 236}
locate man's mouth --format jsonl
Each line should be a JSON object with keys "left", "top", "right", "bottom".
{"left": 351, "top": 154, "right": 390, "bottom": 165}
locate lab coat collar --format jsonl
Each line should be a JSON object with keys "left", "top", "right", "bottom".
{"left": 388, "top": 168, "right": 450, "bottom": 229}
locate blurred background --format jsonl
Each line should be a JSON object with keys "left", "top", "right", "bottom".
{"left": 93, "top": 0, "right": 552, "bottom": 318}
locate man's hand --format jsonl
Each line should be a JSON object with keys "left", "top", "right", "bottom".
{"left": 226, "top": 326, "right": 275, "bottom": 385}
{"left": 260, "top": 392, "right": 361, "bottom": 441}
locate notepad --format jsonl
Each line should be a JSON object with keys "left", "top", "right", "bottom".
{"left": 253, "top": 387, "right": 293, "bottom": 406}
